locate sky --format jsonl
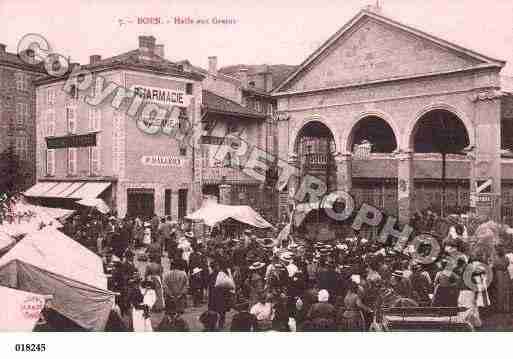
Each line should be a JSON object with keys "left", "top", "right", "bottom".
{"left": 1, "top": 0, "right": 513, "bottom": 74}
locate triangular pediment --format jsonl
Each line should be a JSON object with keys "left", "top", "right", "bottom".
{"left": 275, "top": 10, "right": 504, "bottom": 93}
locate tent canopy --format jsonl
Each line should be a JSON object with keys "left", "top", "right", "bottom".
{"left": 0, "top": 286, "right": 49, "bottom": 331}
{"left": 0, "top": 227, "right": 106, "bottom": 289}
{"left": 0, "top": 201, "right": 65, "bottom": 237}
{"left": 0, "top": 227, "right": 114, "bottom": 331}
{"left": 0, "top": 231, "right": 15, "bottom": 252}
{"left": 186, "top": 201, "right": 273, "bottom": 228}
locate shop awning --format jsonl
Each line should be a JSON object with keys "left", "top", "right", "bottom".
{"left": 68, "top": 182, "right": 110, "bottom": 199}
{"left": 24, "top": 182, "right": 60, "bottom": 197}
{"left": 23, "top": 181, "right": 111, "bottom": 200}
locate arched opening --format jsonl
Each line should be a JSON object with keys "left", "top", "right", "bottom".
{"left": 294, "top": 121, "right": 336, "bottom": 198}
{"left": 412, "top": 109, "right": 469, "bottom": 154}
{"left": 348, "top": 116, "right": 397, "bottom": 153}
{"left": 411, "top": 109, "right": 471, "bottom": 216}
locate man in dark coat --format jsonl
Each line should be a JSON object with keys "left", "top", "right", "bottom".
{"left": 316, "top": 261, "right": 339, "bottom": 304}
{"left": 230, "top": 301, "right": 258, "bottom": 331}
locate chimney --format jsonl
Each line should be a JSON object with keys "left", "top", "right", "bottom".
{"left": 155, "top": 44, "right": 164, "bottom": 58}
{"left": 89, "top": 55, "right": 101, "bottom": 65}
{"left": 264, "top": 66, "right": 273, "bottom": 92}
{"left": 238, "top": 68, "right": 248, "bottom": 88}
{"left": 208, "top": 56, "right": 217, "bottom": 75}
{"left": 138, "top": 35, "right": 156, "bottom": 53}
{"left": 0, "top": 43, "right": 5, "bottom": 56}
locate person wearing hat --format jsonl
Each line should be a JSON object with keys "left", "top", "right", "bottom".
{"left": 190, "top": 267, "right": 204, "bottom": 307}
{"left": 163, "top": 259, "right": 189, "bottom": 314}
{"left": 230, "top": 301, "right": 258, "bottom": 331}
{"left": 155, "top": 300, "right": 190, "bottom": 332}
{"left": 306, "top": 289, "right": 335, "bottom": 322}
{"left": 250, "top": 291, "right": 273, "bottom": 331}
{"left": 199, "top": 310, "right": 220, "bottom": 332}
{"left": 247, "top": 262, "right": 266, "bottom": 307}
{"left": 336, "top": 281, "right": 372, "bottom": 331}
{"left": 410, "top": 262, "right": 433, "bottom": 306}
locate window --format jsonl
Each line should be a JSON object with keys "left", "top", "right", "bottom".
{"left": 165, "top": 189, "right": 172, "bottom": 216}
{"left": 227, "top": 123, "right": 238, "bottom": 134}
{"left": 16, "top": 103, "right": 24, "bottom": 125}
{"left": 179, "top": 147, "right": 187, "bottom": 156}
{"left": 90, "top": 146, "right": 100, "bottom": 176}
{"left": 46, "top": 149, "right": 55, "bottom": 176}
{"left": 255, "top": 100, "right": 262, "bottom": 112}
{"left": 186, "top": 83, "right": 193, "bottom": 95}
{"left": 178, "top": 189, "right": 188, "bottom": 219}
{"left": 89, "top": 108, "right": 101, "bottom": 131}
{"left": 15, "top": 103, "right": 29, "bottom": 126}
{"left": 15, "top": 72, "right": 27, "bottom": 91}
{"left": 15, "top": 136, "right": 28, "bottom": 160}
{"left": 66, "top": 106, "right": 77, "bottom": 134}
{"left": 69, "top": 84, "right": 79, "bottom": 100}
{"left": 67, "top": 148, "right": 77, "bottom": 175}
{"left": 47, "top": 88, "right": 56, "bottom": 105}
{"left": 46, "top": 110, "right": 56, "bottom": 137}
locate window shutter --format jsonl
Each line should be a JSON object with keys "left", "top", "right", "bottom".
{"left": 67, "top": 107, "right": 76, "bottom": 134}
{"left": 90, "top": 147, "right": 100, "bottom": 175}
{"left": 46, "top": 149, "right": 55, "bottom": 176}
{"left": 95, "top": 108, "right": 102, "bottom": 131}
{"left": 68, "top": 148, "right": 77, "bottom": 175}
{"left": 46, "top": 110, "right": 55, "bottom": 137}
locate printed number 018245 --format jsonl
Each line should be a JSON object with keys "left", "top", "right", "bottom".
{"left": 14, "top": 344, "right": 46, "bottom": 352}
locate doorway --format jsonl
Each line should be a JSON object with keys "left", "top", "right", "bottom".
{"left": 127, "top": 188, "right": 155, "bottom": 219}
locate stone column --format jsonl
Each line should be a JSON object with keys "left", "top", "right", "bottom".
{"left": 116, "top": 182, "right": 127, "bottom": 218}
{"left": 154, "top": 184, "right": 164, "bottom": 217}
{"left": 472, "top": 90, "right": 502, "bottom": 221}
{"left": 219, "top": 183, "right": 232, "bottom": 205}
{"left": 287, "top": 152, "right": 298, "bottom": 200}
{"left": 396, "top": 149, "right": 414, "bottom": 224}
{"left": 171, "top": 190, "right": 179, "bottom": 220}
{"left": 334, "top": 152, "right": 352, "bottom": 193}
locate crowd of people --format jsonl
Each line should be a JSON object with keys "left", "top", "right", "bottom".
{"left": 57, "top": 208, "right": 513, "bottom": 332}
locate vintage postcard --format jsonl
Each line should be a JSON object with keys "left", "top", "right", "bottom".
{"left": 1, "top": 0, "right": 513, "bottom": 352}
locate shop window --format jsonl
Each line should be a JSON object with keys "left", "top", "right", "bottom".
{"left": 165, "top": 189, "right": 172, "bottom": 216}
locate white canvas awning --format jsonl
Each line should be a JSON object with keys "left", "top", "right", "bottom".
{"left": 0, "top": 286, "right": 50, "bottom": 331}
{"left": 68, "top": 182, "right": 111, "bottom": 199}
{"left": 186, "top": 201, "right": 273, "bottom": 228}
{"left": 23, "top": 181, "right": 111, "bottom": 200}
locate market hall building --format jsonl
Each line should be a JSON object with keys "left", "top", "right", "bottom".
{"left": 272, "top": 6, "right": 513, "bottom": 227}
{"left": 25, "top": 36, "right": 204, "bottom": 219}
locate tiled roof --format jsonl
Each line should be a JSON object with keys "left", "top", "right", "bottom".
{"left": 202, "top": 90, "right": 265, "bottom": 120}
{"left": 219, "top": 64, "right": 298, "bottom": 91}
{"left": 34, "top": 49, "right": 204, "bottom": 84}
{"left": 0, "top": 50, "right": 47, "bottom": 73}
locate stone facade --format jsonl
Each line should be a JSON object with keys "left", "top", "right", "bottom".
{"left": 0, "top": 44, "right": 46, "bottom": 191}
{"left": 274, "top": 8, "right": 506, "bottom": 222}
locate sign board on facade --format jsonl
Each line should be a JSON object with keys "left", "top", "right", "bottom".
{"left": 131, "top": 85, "right": 192, "bottom": 108}
{"left": 140, "top": 155, "right": 187, "bottom": 167}
{"left": 46, "top": 133, "right": 97, "bottom": 149}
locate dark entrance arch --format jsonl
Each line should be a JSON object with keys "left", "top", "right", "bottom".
{"left": 295, "top": 121, "right": 336, "bottom": 195}
{"left": 411, "top": 109, "right": 471, "bottom": 216}
{"left": 348, "top": 116, "right": 398, "bottom": 153}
